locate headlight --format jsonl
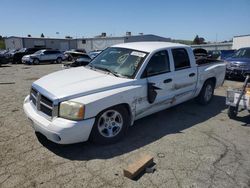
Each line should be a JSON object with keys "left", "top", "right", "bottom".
{"left": 59, "top": 101, "right": 85, "bottom": 120}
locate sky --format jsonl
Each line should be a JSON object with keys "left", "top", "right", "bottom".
{"left": 1, "top": 0, "right": 250, "bottom": 42}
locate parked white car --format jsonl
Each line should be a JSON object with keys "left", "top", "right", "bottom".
{"left": 23, "top": 42, "right": 226, "bottom": 144}
{"left": 22, "top": 50, "right": 65, "bottom": 65}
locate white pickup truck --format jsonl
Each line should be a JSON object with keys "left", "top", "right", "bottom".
{"left": 23, "top": 42, "right": 226, "bottom": 144}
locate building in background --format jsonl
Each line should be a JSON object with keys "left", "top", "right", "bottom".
{"left": 232, "top": 34, "right": 250, "bottom": 49}
{"left": 4, "top": 36, "right": 77, "bottom": 50}
{"left": 5, "top": 34, "right": 171, "bottom": 52}
{"left": 77, "top": 34, "right": 171, "bottom": 52}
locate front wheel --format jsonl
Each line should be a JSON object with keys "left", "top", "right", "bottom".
{"left": 196, "top": 80, "right": 215, "bottom": 105}
{"left": 33, "top": 58, "right": 40, "bottom": 65}
{"left": 90, "top": 106, "right": 129, "bottom": 144}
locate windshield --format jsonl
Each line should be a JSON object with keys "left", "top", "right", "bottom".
{"left": 88, "top": 47, "right": 148, "bottom": 78}
{"left": 232, "top": 48, "right": 250, "bottom": 58}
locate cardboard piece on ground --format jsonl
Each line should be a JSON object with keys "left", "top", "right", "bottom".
{"left": 123, "top": 154, "right": 154, "bottom": 180}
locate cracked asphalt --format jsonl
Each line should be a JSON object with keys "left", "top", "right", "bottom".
{"left": 0, "top": 64, "right": 250, "bottom": 188}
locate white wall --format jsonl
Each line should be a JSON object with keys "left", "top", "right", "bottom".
{"left": 233, "top": 36, "right": 250, "bottom": 49}
{"left": 4, "top": 38, "right": 23, "bottom": 50}
{"left": 77, "top": 38, "right": 124, "bottom": 52}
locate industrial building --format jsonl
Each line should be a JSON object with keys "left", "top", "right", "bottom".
{"left": 5, "top": 34, "right": 171, "bottom": 52}
{"left": 4, "top": 36, "right": 77, "bottom": 51}
{"left": 232, "top": 34, "right": 250, "bottom": 49}
{"left": 77, "top": 34, "right": 170, "bottom": 52}
{"left": 191, "top": 34, "right": 250, "bottom": 51}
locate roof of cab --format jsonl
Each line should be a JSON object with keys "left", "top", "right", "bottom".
{"left": 112, "top": 42, "right": 188, "bottom": 53}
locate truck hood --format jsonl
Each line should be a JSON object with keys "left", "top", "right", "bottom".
{"left": 32, "top": 67, "right": 133, "bottom": 101}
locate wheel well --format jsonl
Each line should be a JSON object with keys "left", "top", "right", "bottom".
{"left": 114, "top": 103, "right": 133, "bottom": 119}
{"left": 205, "top": 77, "right": 216, "bottom": 87}
{"left": 97, "top": 103, "right": 133, "bottom": 125}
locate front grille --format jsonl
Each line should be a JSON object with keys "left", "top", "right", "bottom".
{"left": 30, "top": 87, "right": 54, "bottom": 118}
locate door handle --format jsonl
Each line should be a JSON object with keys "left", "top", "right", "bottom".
{"left": 189, "top": 73, "right": 196, "bottom": 77}
{"left": 163, "top": 78, "right": 172, "bottom": 83}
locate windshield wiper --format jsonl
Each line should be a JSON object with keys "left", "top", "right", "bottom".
{"left": 93, "top": 66, "right": 121, "bottom": 77}
{"left": 87, "top": 65, "right": 129, "bottom": 78}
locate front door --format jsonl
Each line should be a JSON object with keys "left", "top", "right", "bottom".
{"left": 135, "top": 50, "right": 175, "bottom": 119}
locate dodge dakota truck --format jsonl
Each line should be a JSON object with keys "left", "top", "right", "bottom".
{"left": 23, "top": 42, "right": 226, "bottom": 144}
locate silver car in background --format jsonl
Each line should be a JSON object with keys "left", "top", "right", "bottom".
{"left": 22, "top": 49, "right": 65, "bottom": 65}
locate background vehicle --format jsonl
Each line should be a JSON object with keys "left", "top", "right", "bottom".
{"left": 226, "top": 47, "right": 250, "bottom": 79}
{"left": 0, "top": 50, "right": 9, "bottom": 65}
{"left": 23, "top": 42, "right": 226, "bottom": 144}
{"left": 22, "top": 49, "right": 65, "bottom": 65}
{"left": 64, "top": 51, "right": 87, "bottom": 61}
{"left": 207, "top": 50, "right": 221, "bottom": 59}
{"left": 220, "top": 50, "right": 235, "bottom": 60}
{"left": 67, "top": 49, "right": 86, "bottom": 53}
{"left": 62, "top": 54, "right": 91, "bottom": 68}
{"left": 88, "top": 50, "right": 102, "bottom": 59}
{"left": 12, "top": 48, "right": 44, "bottom": 64}
{"left": 0, "top": 49, "right": 18, "bottom": 63}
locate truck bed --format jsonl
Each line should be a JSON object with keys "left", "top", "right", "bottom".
{"left": 196, "top": 57, "right": 224, "bottom": 66}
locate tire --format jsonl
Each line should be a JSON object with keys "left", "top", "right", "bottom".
{"left": 67, "top": 56, "right": 73, "bottom": 61}
{"left": 196, "top": 80, "right": 215, "bottom": 105}
{"left": 228, "top": 106, "right": 237, "bottom": 119}
{"left": 33, "top": 58, "right": 39, "bottom": 65}
{"left": 56, "top": 57, "right": 62, "bottom": 64}
{"left": 90, "top": 106, "right": 130, "bottom": 144}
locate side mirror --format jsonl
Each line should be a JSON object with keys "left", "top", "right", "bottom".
{"left": 147, "top": 83, "right": 157, "bottom": 104}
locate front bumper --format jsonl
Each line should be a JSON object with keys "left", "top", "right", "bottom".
{"left": 22, "top": 58, "right": 33, "bottom": 64}
{"left": 23, "top": 95, "right": 95, "bottom": 144}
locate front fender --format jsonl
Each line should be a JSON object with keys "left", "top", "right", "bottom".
{"left": 71, "top": 85, "right": 141, "bottom": 124}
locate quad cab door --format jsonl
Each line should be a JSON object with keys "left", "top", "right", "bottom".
{"left": 135, "top": 50, "right": 175, "bottom": 119}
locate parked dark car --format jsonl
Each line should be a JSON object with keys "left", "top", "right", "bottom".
{"left": 0, "top": 50, "right": 9, "bottom": 65}
{"left": 12, "top": 48, "right": 44, "bottom": 64}
{"left": 226, "top": 47, "right": 250, "bottom": 78}
{"left": 220, "top": 50, "right": 235, "bottom": 60}
{"left": 207, "top": 50, "right": 221, "bottom": 59}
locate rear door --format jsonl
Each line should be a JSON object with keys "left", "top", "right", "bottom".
{"left": 170, "top": 48, "right": 198, "bottom": 104}
{"left": 40, "top": 51, "right": 50, "bottom": 61}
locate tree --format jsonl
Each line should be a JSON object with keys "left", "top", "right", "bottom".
{"left": 41, "top": 33, "right": 45, "bottom": 38}
{"left": 27, "top": 34, "right": 32, "bottom": 37}
{"left": 193, "top": 35, "right": 200, "bottom": 44}
{"left": 193, "top": 35, "right": 206, "bottom": 44}
{"left": 0, "top": 35, "right": 2, "bottom": 40}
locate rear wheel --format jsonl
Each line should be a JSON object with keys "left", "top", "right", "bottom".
{"left": 196, "top": 80, "right": 215, "bottom": 105}
{"left": 228, "top": 106, "right": 237, "bottom": 119}
{"left": 56, "top": 57, "right": 62, "bottom": 64}
{"left": 90, "top": 106, "right": 129, "bottom": 144}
